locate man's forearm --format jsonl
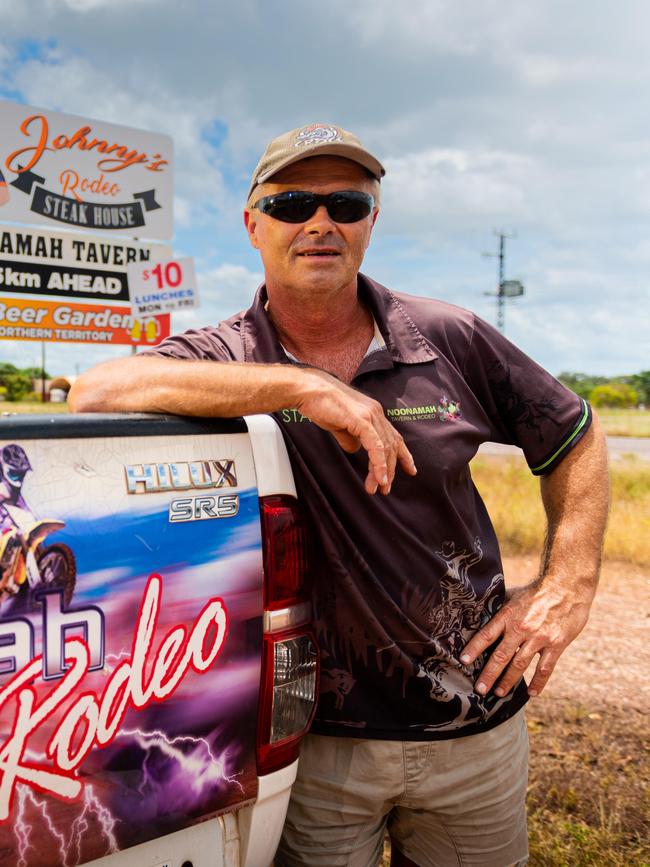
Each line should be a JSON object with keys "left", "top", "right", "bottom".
{"left": 538, "top": 413, "right": 609, "bottom": 598}
{"left": 462, "top": 412, "right": 609, "bottom": 697}
{"left": 68, "top": 356, "right": 311, "bottom": 417}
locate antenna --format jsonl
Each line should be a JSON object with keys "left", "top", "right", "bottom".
{"left": 482, "top": 230, "right": 524, "bottom": 332}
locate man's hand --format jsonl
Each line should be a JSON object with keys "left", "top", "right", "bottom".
{"left": 297, "top": 369, "right": 417, "bottom": 495}
{"left": 461, "top": 414, "right": 609, "bottom": 697}
{"left": 460, "top": 579, "right": 594, "bottom": 697}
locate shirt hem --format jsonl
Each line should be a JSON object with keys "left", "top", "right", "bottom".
{"left": 310, "top": 690, "right": 529, "bottom": 742}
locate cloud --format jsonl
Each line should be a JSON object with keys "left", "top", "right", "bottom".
{"left": 380, "top": 148, "right": 534, "bottom": 236}
{"left": 0, "top": 0, "right": 648, "bottom": 376}
{"left": 173, "top": 262, "right": 263, "bottom": 331}
{"left": 46, "top": 0, "right": 155, "bottom": 10}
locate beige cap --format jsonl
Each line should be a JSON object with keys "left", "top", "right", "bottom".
{"left": 247, "top": 123, "right": 385, "bottom": 202}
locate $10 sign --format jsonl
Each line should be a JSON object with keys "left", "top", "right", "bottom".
{"left": 127, "top": 256, "right": 199, "bottom": 315}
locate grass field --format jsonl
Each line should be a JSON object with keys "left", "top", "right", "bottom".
{"left": 597, "top": 407, "right": 650, "bottom": 437}
{"left": 471, "top": 454, "right": 650, "bottom": 568}
{"left": 525, "top": 704, "right": 649, "bottom": 866}
{"left": 0, "top": 401, "right": 68, "bottom": 415}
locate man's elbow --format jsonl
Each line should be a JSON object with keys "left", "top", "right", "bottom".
{"left": 68, "top": 363, "right": 120, "bottom": 413}
{"left": 68, "top": 376, "right": 104, "bottom": 413}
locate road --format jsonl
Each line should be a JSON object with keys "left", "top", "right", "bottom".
{"left": 477, "top": 436, "right": 650, "bottom": 462}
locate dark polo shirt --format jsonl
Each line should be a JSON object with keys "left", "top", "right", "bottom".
{"left": 142, "top": 274, "right": 591, "bottom": 740}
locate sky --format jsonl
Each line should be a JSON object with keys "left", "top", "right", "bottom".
{"left": 0, "top": 0, "right": 648, "bottom": 378}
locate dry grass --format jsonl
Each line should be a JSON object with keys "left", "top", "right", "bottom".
{"left": 0, "top": 401, "right": 68, "bottom": 414}
{"left": 525, "top": 704, "right": 649, "bottom": 866}
{"left": 597, "top": 408, "right": 650, "bottom": 438}
{"left": 471, "top": 455, "right": 650, "bottom": 568}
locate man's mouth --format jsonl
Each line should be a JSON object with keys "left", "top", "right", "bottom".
{"left": 296, "top": 248, "right": 341, "bottom": 257}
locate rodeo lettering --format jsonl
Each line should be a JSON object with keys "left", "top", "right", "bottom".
{"left": 0, "top": 574, "right": 228, "bottom": 821}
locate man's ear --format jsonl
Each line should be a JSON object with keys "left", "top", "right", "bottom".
{"left": 364, "top": 207, "right": 380, "bottom": 250}
{"left": 243, "top": 209, "right": 260, "bottom": 249}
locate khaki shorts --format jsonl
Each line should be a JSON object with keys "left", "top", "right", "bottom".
{"left": 275, "top": 710, "right": 529, "bottom": 867}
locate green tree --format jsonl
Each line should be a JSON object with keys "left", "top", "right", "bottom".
{"left": 0, "top": 362, "right": 18, "bottom": 380}
{"left": 3, "top": 371, "right": 32, "bottom": 402}
{"left": 628, "top": 370, "right": 650, "bottom": 404}
{"left": 22, "top": 366, "right": 50, "bottom": 380}
{"left": 589, "top": 382, "right": 639, "bottom": 408}
{"left": 557, "top": 371, "right": 608, "bottom": 400}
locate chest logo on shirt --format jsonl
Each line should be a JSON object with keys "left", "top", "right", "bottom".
{"left": 385, "top": 396, "right": 461, "bottom": 422}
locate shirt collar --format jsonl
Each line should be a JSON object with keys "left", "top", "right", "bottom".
{"left": 358, "top": 274, "right": 438, "bottom": 364}
{"left": 240, "top": 273, "right": 438, "bottom": 366}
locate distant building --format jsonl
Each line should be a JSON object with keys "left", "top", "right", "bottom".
{"left": 47, "top": 376, "right": 77, "bottom": 402}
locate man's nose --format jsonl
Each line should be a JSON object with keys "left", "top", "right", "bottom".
{"left": 304, "top": 205, "right": 336, "bottom": 233}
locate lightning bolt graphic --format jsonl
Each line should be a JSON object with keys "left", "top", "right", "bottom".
{"left": 9, "top": 723, "right": 239, "bottom": 866}
{"left": 118, "top": 727, "right": 244, "bottom": 795}
{"left": 68, "top": 787, "right": 119, "bottom": 866}
{"left": 15, "top": 782, "right": 118, "bottom": 867}
{"left": 104, "top": 652, "right": 131, "bottom": 665}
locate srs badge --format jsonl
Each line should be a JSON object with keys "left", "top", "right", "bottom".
{"left": 169, "top": 494, "right": 239, "bottom": 523}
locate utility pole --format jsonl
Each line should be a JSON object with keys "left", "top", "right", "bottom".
{"left": 483, "top": 231, "right": 524, "bottom": 333}
{"left": 41, "top": 341, "right": 46, "bottom": 403}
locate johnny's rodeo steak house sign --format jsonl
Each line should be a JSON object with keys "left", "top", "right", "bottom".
{"left": 0, "top": 101, "right": 173, "bottom": 240}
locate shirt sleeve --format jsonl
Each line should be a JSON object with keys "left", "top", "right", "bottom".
{"left": 138, "top": 325, "right": 238, "bottom": 363}
{"left": 462, "top": 314, "right": 592, "bottom": 475}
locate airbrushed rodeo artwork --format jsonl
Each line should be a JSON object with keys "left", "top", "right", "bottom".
{"left": 0, "top": 435, "right": 263, "bottom": 866}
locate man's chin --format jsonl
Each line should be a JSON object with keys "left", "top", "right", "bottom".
{"left": 291, "top": 263, "right": 351, "bottom": 288}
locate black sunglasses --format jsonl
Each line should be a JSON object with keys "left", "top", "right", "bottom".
{"left": 253, "top": 190, "right": 375, "bottom": 224}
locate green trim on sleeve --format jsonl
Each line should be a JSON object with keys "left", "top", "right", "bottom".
{"left": 531, "top": 399, "right": 590, "bottom": 474}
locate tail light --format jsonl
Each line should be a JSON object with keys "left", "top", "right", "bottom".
{"left": 257, "top": 496, "right": 318, "bottom": 775}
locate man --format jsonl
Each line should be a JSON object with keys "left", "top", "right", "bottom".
{"left": 70, "top": 123, "right": 609, "bottom": 867}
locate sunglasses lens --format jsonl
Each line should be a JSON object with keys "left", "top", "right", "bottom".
{"left": 261, "top": 193, "right": 318, "bottom": 223}
{"left": 327, "top": 193, "right": 373, "bottom": 223}
{"left": 256, "top": 191, "right": 373, "bottom": 223}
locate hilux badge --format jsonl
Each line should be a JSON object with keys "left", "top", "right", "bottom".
{"left": 124, "top": 459, "right": 237, "bottom": 494}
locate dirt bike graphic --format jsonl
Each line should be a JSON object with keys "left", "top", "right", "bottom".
{"left": 0, "top": 444, "right": 76, "bottom": 611}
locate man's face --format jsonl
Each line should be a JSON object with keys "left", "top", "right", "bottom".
{"left": 244, "top": 156, "right": 379, "bottom": 301}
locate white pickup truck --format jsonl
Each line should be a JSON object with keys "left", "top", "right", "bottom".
{"left": 0, "top": 412, "right": 318, "bottom": 867}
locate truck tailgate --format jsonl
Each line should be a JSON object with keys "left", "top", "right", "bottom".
{"left": 0, "top": 415, "right": 265, "bottom": 866}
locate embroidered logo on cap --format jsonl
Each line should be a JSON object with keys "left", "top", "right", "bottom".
{"left": 294, "top": 125, "right": 344, "bottom": 147}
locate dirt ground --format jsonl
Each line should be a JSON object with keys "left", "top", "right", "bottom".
{"left": 506, "top": 555, "right": 650, "bottom": 865}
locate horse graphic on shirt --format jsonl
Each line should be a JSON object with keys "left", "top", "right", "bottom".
{"left": 427, "top": 538, "right": 503, "bottom": 656}
{"left": 416, "top": 537, "right": 506, "bottom": 728}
